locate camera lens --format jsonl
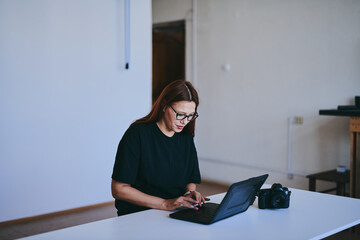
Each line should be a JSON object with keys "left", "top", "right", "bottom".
{"left": 271, "top": 193, "right": 285, "bottom": 208}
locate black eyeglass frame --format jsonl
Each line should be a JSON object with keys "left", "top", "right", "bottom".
{"left": 168, "top": 104, "right": 199, "bottom": 121}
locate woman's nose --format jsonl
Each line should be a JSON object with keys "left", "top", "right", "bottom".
{"left": 180, "top": 118, "right": 188, "bottom": 124}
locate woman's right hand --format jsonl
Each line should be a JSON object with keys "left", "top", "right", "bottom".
{"left": 161, "top": 196, "right": 199, "bottom": 211}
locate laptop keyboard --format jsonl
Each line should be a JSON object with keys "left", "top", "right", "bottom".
{"left": 173, "top": 202, "right": 220, "bottom": 223}
{"left": 195, "top": 203, "right": 219, "bottom": 219}
{"left": 170, "top": 175, "right": 268, "bottom": 224}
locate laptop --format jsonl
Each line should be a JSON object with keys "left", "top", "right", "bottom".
{"left": 169, "top": 174, "right": 268, "bottom": 225}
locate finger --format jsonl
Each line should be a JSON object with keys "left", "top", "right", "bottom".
{"left": 197, "top": 195, "right": 204, "bottom": 206}
{"left": 176, "top": 198, "right": 194, "bottom": 209}
{"left": 200, "top": 196, "right": 206, "bottom": 205}
{"left": 182, "top": 201, "right": 199, "bottom": 210}
{"left": 200, "top": 197, "right": 210, "bottom": 205}
{"left": 183, "top": 196, "right": 198, "bottom": 204}
{"left": 192, "top": 192, "right": 201, "bottom": 204}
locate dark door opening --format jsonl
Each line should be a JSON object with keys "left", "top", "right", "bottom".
{"left": 152, "top": 20, "right": 185, "bottom": 103}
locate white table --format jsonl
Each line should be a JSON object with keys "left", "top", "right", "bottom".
{"left": 21, "top": 186, "right": 360, "bottom": 240}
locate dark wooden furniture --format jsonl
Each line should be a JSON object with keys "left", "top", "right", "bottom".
{"left": 306, "top": 169, "right": 350, "bottom": 196}
{"left": 319, "top": 108, "right": 360, "bottom": 198}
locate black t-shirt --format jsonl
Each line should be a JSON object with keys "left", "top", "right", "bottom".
{"left": 111, "top": 122, "right": 201, "bottom": 215}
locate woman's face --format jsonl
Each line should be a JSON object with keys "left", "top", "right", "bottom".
{"left": 160, "top": 100, "right": 196, "bottom": 136}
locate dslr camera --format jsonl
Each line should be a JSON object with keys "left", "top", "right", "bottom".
{"left": 258, "top": 183, "right": 291, "bottom": 209}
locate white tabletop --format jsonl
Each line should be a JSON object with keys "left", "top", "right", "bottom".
{"left": 21, "top": 186, "right": 360, "bottom": 240}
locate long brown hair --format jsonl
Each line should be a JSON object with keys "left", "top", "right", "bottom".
{"left": 134, "top": 80, "right": 199, "bottom": 135}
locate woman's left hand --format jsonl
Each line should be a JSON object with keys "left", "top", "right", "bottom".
{"left": 184, "top": 191, "right": 210, "bottom": 207}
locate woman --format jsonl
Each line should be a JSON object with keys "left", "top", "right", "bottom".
{"left": 111, "top": 80, "right": 209, "bottom": 216}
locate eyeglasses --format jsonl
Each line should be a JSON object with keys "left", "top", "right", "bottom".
{"left": 168, "top": 104, "right": 199, "bottom": 121}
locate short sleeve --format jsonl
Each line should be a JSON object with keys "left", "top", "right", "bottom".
{"left": 111, "top": 125, "right": 141, "bottom": 184}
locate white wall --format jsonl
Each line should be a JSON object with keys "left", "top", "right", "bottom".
{"left": 153, "top": 0, "right": 360, "bottom": 189}
{"left": 0, "top": 0, "right": 152, "bottom": 222}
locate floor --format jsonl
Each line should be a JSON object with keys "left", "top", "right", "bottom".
{"left": 0, "top": 182, "right": 358, "bottom": 240}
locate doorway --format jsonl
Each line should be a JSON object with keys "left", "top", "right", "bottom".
{"left": 152, "top": 20, "right": 185, "bottom": 103}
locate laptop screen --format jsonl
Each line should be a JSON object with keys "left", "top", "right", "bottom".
{"left": 213, "top": 174, "right": 268, "bottom": 221}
